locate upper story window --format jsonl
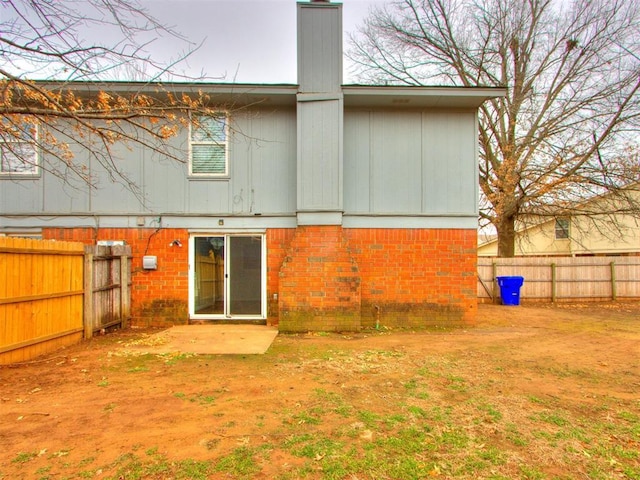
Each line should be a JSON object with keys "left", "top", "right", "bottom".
{"left": 189, "top": 113, "right": 228, "bottom": 177}
{"left": 0, "top": 120, "right": 39, "bottom": 176}
{"left": 555, "top": 217, "right": 570, "bottom": 239}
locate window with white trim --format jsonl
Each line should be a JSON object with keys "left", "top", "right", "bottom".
{"left": 189, "top": 113, "right": 228, "bottom": 176}
{"left": 0, "top": 121, "right": 39, "bottom": 176}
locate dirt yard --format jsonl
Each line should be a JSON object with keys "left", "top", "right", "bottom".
{"left": 1, "top": 303, "right": 639, "bottom": 480}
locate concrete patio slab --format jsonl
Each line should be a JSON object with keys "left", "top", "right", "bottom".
{"left": 123, "top": 325, "right": 278, "bottom": 355}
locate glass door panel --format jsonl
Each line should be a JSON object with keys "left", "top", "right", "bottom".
{"left": 228, "top": 236, "right": 263, "bottom": 316}
{"left": 193, "top": 236, "right": 225, "bottom": 315}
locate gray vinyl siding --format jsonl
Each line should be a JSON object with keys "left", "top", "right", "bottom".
{"left": 297, "top": 4, "right": 342, "bottom": 93}
{"left": 344, "top": 109, "right": 478, "bottom": 216}
{"left": 143, "top": 150, "right": 188, "bottom": 212}
{"left": 1, "top": 107, "right": 480, "bottom": 222}
{"left": 0, "top": 110, "right": 297, "bottom": 216}
{"left": 1, "top": 178, "right": 43, "bottom": 212}
{"left": 90, "top": 139, "right": 147, "bottom": 212}
{"left": 371, "top": 112, "right": 423, "bottom": 213}
{"left": 297, "top": 99, "right": 342, "bottom": 211}
{"left": 422, "top": 111, "right": 478, "bottom": 215}
{"left": 343, "top": 111, "right": 370, "bottom": 213}
{"left": 245, "top": 111, "right": 297, "bottom": 214}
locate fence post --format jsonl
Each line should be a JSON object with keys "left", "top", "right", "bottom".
{"left": 610, "top": 261, "right": 617, "bottom": 301}
{"left": 120, "top": 253, "right": 130, "bottom": 328}
{"left": 83, "top": 248, "right": 94, "bottom": 339}
{"left": 551, "top": 263, "right": 557, "bottom": 303}
{"left": 492, "top": 262, "right": 499, "bottom": 304}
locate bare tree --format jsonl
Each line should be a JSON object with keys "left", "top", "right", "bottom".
{"left": 0, "top": 0, "right": 222, "bottom": 193}
{"left": 349, "top": 0, "right": 640, "bottom": 256}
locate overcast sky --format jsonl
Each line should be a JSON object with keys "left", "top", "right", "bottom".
{"left": 138, "top": 0, "right": 389, "bottom": 84}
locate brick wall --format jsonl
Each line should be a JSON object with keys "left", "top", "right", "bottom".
{"left": 278, "top": 226, "right": 361, "bottom": 332}
{"left": 43, "top": 227, "right": 296, "bottom": 327}
{"left": 277, "top": 227, "right": 476, "bottom": 332}
{"left": 43, "top": 226, "right": 476, "bottom": 330}
{"left": 266, "top": 229, "right": 296, "bottom": 325}
{"left": 345, "top": 228, "right": 477, "bottom": 328}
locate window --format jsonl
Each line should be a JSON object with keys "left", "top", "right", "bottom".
{"left": 0, "top": 121, "right": 39, "bottom": 176}
{"left": 555, "top": 218, "right": 570, "bottom": 239}
{"left": 189, "top": 113, "right": 228, "bottom": 176}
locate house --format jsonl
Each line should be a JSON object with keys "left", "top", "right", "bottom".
{"left": 0, "top": 1, "right": 505, "bottom": 331}
{"left": 478, "top": 187, "right": 640, "bottom": 257}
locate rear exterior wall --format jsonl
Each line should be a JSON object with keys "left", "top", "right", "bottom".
{"left": 42, "top": 226, "right": 476, "bottom": 329}
{"left": 345, "top": 228, "right": 477, "bottom": 328}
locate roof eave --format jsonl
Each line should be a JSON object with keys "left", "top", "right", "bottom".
{"left": 342, "top": 85, "right": 506, "bottom": 109}
{"left": 28, "top": 80, "right": 506, "bottom": 109}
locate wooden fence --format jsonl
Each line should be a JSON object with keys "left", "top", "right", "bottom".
{"left": 84, "top": 244, "right": 131, "bottom": 338}
{"left": 0, "top": 238, "right": 131, "bottom": 365}
{"left": 478, "top": 256, "right": 640, "bottom": 303}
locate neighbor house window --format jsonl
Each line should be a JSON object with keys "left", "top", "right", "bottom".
{"left": 555, "top": 218, "right": 570, "bottom": 239}
{"left": 189, "top": 113, "right": 228, "bottom": 176}
{"left": 0, "top": 121, "right": 39, "bottom": 176}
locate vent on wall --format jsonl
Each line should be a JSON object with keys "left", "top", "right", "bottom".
{"left": 142, "top": 255, "right": 158, "bottom": 270}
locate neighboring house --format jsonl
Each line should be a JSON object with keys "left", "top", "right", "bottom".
{"left": 478, "top": 187, "right": 640, "bottom": 257}
{"left": 0, "top": 1, "right": 504, "bottom": 331}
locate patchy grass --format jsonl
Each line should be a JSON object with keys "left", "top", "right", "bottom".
{"left": 1, "top": 304, "right": 639, "bottom": 480}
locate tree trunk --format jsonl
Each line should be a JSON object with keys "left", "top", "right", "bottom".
{"left": 496, "top": 216, "right": 516, "bottom": 257}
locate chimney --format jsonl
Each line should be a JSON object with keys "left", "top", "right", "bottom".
{"left": 295, "top": 0, "right": 343, "bottom": 218}
{"left": 279, "top": 2, "right": 360, "bottom": 332}
{"left": 297, "top": 0, "right": 343, "bottom": 93}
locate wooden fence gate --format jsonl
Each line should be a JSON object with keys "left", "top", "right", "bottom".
{"left": 0, "top": 238, "right": 131, "bottom": 365}
{"left": 84, "top": 244, "right": 131, "bottom": 338}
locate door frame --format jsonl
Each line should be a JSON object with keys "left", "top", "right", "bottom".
{"left": 188, "top": 230, "right": 267, "bottom": 321}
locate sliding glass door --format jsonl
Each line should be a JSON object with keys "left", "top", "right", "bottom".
{"left": 190, "top": 234, "right": 265, "bottom": 319}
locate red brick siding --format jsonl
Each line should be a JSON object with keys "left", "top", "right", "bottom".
{"left": 43, "top": 226, "right": 476, "bottom": 329}
{"left": 278, "top": 226, "right": 361, "bottom": 332}
{"left": 344, "top": 228, "right": 477, "bottom": 328}
{"left": 266, "top": 228, "right": 296, "bottom": 326}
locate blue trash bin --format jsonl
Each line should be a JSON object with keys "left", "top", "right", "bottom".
{"left": 496, "top": 276, "right": 524, "bottom": 306}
